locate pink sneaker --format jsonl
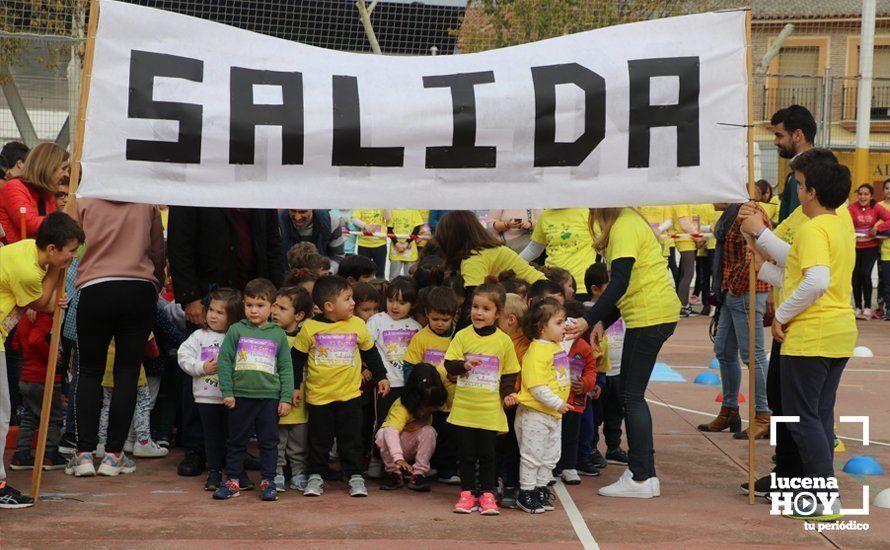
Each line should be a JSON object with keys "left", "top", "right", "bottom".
{"left": 478, "top": 492, "right": 500, "bottom": 515}
{"left": 453, "top": 490, "right": 478, "bottom": 514}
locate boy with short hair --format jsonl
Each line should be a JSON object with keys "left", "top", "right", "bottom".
{"left": 214, "top": 278, "right": 294, "bottom": 502}
{"left": 403, "top": 286, "right": 460, "bottom": 483}
{"left": 271, "top": 286, "right": 314, "bottom": 492}
{"left": 338, "top": 255, "right": 377, "bottom": 285}
{"left": 0, "top": 211, "right": 83, "bottom": 508}
{"left": 293, "top": 275, "right": 389, "bottom": 497}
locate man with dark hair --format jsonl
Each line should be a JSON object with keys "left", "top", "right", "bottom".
{"left": 0, "top": 142, "right": 29, "bottom": 182}
{"left": 278, "top": 210, "right": 345, "bottom": 271}
{"left": 770, "top": 105, "right": 817, "bottom": 223}
{"left": 167, "top": 206, "right": 285, "bottom": 477}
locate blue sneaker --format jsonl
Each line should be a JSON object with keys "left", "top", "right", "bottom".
{"left": 213, "top": 479, "right": 241, "bottom": 500}
{"left": 260, "top": 480, "right": 278, "bottom": 501}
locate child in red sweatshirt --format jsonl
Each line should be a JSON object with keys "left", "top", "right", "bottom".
{"left": 9, "top": 311, "right": 66, "bottom": 471}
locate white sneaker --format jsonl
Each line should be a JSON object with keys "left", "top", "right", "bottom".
{"left": 97, "top": 452, "right": 137, "bottom": 476}
{"left": 274, "top": 474, "right": 286, "bottom": 493}
{"left": 303, "top": 474, "right": 324, "bottom": 497}
{"left": 64, "top": 452, "right": 96, "bottom": 477}
{"left": 598, "top": 468, "right": 660, "bottom": 499}
{"left": 95, "top": 443, "right": 105, "bottom": 458}
{"left": 133, "top": 439, "right": 169, "bottom": 458}
{"left": 124, "top": 439, "right": 135, "bottom": 454}
{"left": 561, "top": 469, "right": 581, "bottom": 485}
{"left": 348, "top": 474, "right": 368, "bottom": 497}
{"left": 365, "top": 458, "right": 384, "bottom": 479}
{"left": 861, "top": 308, "right": 873, "bottom": 320}
{"left": 290, "top": 472, "right": 308, "bottom": 491}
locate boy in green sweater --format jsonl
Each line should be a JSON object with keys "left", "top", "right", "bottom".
{"left": 214, "top": 279, "right": 294, "bottom": 502}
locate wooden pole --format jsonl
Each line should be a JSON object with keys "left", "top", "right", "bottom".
{"left": 745, "top": 9, "right": 758, "bottom": 506}
{"left": 30, "top": 0, "right": 99, "bottom": 503}
{"left": 19, "top": 206, "right": 26, "bottom": 239}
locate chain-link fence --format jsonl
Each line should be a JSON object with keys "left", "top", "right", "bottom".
{"left": 3, "top": 0, "right": 890, "bottom": 199}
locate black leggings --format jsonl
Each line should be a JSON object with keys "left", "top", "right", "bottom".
{"left": 75, "top": 280, "right": 157, "bottom": 453}
{"left": 620, "top": 322, "right": 676, "bottom": 481}
{"left": 852, "top": 246, "right": 879, "bottom": 309}
{"left": 676, "top": 250, "right": 696, "bottom": 306}
{"left": 693, "top": 250, "right": 714, "bottom": 303}
{"left": 358, "top": 245, "right": 387, "bottom": 278}
{"left": 457, "top": 425, "right": 498, "bottom": 493}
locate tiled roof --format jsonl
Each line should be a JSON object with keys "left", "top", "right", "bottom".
{"left": 743, "top": 0, "right": 890, "bottom": 19}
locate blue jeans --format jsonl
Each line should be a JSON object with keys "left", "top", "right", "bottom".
{"left": 713, "top": 291, "right": 769, "bottom": 413}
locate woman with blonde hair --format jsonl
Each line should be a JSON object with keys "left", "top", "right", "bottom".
{"left": 566, "top": 207, "right": 679, "bottom": 499}
{"left": 0, "top": 142, "right": 69, "bottom": 243}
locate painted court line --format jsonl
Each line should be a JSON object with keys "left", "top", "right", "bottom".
{"left": 554, "top": 480, "right": 599, "bottom": 549}
{"left": 645, "top": 398, "right": 890, "bottom": 448}
{"left": 670, "top": 365, "right": 890, "bottom": 373}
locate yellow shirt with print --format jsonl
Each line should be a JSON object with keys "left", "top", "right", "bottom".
{"left": 0, "top": 240, "right": 47, "bottom": 352}
{"left": 781, "top": 214, "right": 857, "bottom": 358}
{"left": 354, "top": 209, "right": 387, "bottom": 249}
{"left": 445, "top": 326, "right": 520, "bottom": 433}
{"left": 388, "top": 209, "right": 424, "bottom": 262}
{"left": 293, "top": 316, "right": 374, "bottom": 406}
{"left": 691, "top": 204, "right": 717, "bottom": 255}
{"left": 605, "top": 209, "right": 681, "bottom": 329}
{"left": 531, "top": 209, "right": 597, "bottom": 290}
{"left": 280, "top": 333, "right": 308, "bottom": 425}
{"left": 636, "top": 205, "right": 670, "bottom": 254}
{"left": 517, "top": 339, "right": 571, "bottom": 418}
{"left": 404, "top": 325, "right": 455, "bottom": 411}
{"left": 460, "top": 246, "right": 546, "bottom": 287}
{"left": 670, "top": 204, "right": 697, "bottom": 253}
{"left": 381, "top": 398, "right": 434, "bottom": 433}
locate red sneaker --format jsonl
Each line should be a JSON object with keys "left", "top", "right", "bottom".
{"left": 453, "top": 490, "right": 478, "bottom": 514}
{"left": 478, "top": 492, "right": 500, "bottom": 515}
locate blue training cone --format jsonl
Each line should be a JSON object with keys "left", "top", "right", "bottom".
{"left": 694, "top": 371, "right": 720, "bottom": 386}
{"left": 708, "top": 358, "right": 720, "bottom": 370}
{"left": 842, "top": 456, "right": 884, "bottom": 476}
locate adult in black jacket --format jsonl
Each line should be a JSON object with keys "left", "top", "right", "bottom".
{"left": 278, "top": 209, "right": 345, "bottom": 269}
{"left": 166, "top": 206, "right": 284, "bottom": 477}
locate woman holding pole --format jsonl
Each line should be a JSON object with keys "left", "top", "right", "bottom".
{"left": 565, "top": 207, "right": 679, "bottom": 498}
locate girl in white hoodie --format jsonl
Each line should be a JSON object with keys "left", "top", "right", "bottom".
{"left": 178, "top": 288, "right": 244, "bottom": 491}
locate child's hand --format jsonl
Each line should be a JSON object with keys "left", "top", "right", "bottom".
{"left": 292, "top": 389, "right": 302, "bottom": 407}
{"left": 591, "top": 385, "right": 602, "bottom": 400}
{"left": 278, "top": 402, "right": 292, "bottom": 417}
{"left": 378, "top": 379, "right": 391, "bottom": 397}
{"left": 503, "top": 393, "right": 518, "bottom": 408}
{"left": 571, "top": 380, "right": 583, "bottom": 393}
{"left": 57, "top": 292, "right": 68, "bottom": 309}
{"left": 394, "top": 242, "right": 408, "bottom": 253}
{"left": 203, "top": 358, "right": 218, "bottom": 375}
{"left": 395, "top": 459, "right": 413, "bottom": 475}
{"left": 590, "top": 322, "right": 604, "bottom": 354}
{"left": 26, "top": 309, "right": 37, "bottom": 323}
{"left": 464, "top": 358, "right": 482, "bottom": 372}
{"left": 557, "top": 402, "right": 572, "bottom": 414}
{"left": 224, "top": 397, "right": 236, "bottom": 409}
{"left": 361, "top": 368, "right": 373, "bottom": 382}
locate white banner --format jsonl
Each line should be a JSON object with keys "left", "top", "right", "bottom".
{"left": 79, "top": 0, "right": 750, "bottom": 209}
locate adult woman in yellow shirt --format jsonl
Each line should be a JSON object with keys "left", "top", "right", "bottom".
{"left": 566, "top": 208, "right": 679, "bottom": 499}
{"left": 669, "top": 204, "right": 704, "bottom": 317}
{"left": 351, "top": 209, "right": 390, "bottom": 278}
{"left": 518, "top": 209, "right": 597, "bottom": 300}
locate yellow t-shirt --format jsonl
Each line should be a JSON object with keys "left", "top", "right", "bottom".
{"left": 101, "top": 337, "right": 149, "bottom": 387}
{"left": 780, "top": 214, "right": 857, "bottom": 358}
{"left": 761, "top": 197, "right": 780, "bottom": 224}
{"left": 354, "top": 209, "right": 387, "bottom": 248}
{"left": 460, "top": 246, "right": 546, "bottom": 287}
{"left": 0, "top": 240, "right": 47, "bottom": 352}
{"left": 293, "top": 316, "right": 375, "bottom": 406}
{"left": 381, "top": 398, "right": 434, "bottom": 432}
{"left": 605, "top": 209, "right": 681, "bottom": 328}
{"left": 691, "top": 204, "right": 717, "bottom": 255}
{"left": 280, "top": 333, "right": 308, "bottom": 425}
{"left": 670, "top": 204, "right": 697, "bottom": 253}
{"left": 388, "top": 209, "right": 424, "bottom": 262}
{"left": 531, "top": 209, "right": 597, "bottom": 289}
{"left": 516, "top": 340, "right": 571, "bottom": 418}
{"left": 445, "top": 326, "right": 520, "bottom": 433}
{"left": 404, "top": 325, "right": 455, "bottom": 411}
{"left": 636, "top": 205, "right": 672, "bottom": 256}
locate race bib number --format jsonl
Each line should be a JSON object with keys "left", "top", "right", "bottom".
{"left": 554, "top": 351, "right": 571, "bottom": 388}
{"left": 569, "top": 353, "right": 585, "bottom": 382}
{"left": 381, "top": 329, "right": 416, "bottom": 364}
{"left": 457, "top": 353, "right": 500, "bottom": 392}
{"left": 200, "top": 345, "right": 220, "bottom": 362}
{"left": 235, "top": 337, "right": 277, "bottom": 374}
{"left": 605, "top": 318, "right": 625, "bottom": 340}
{"left": 423, "top": 348, "right": 446, "bottom": 367}
{"left": 313, "top": 333, "right": 358, "bottom": 367}
{"left": 0, "top": 306, "right": 24, "bottom": 334}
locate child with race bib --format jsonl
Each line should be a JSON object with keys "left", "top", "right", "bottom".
{"left": 514, "top": 298, "right": 572, "bottom": 514}
{"left": 177, "top": 288, "right": 245, "bottom": 492}
{"left": 444, "top": 282, "right": 520, "bottom": 516}
{"left": 376, "top": 363, "right": 447, "bottom": 492}
{"left": 271, "top": 286, "right": 315, "bottom": 492}
{"left": 214, "top": 279, "right": 294, "bottom": 502}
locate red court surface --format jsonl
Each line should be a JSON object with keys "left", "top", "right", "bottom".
{"left": 2, "top": 317, "right": 889, "bottom": 548}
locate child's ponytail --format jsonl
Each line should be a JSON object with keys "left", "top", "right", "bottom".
{"left": 402, "top": 363, "right": 446, "bottom": 416}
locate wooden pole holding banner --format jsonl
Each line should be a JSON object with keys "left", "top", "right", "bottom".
{"left": 30, "top": 0, "right": 99, "bottom": 502}
{"left": 745, "top": 9, "right": 758, "bottom": 506}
